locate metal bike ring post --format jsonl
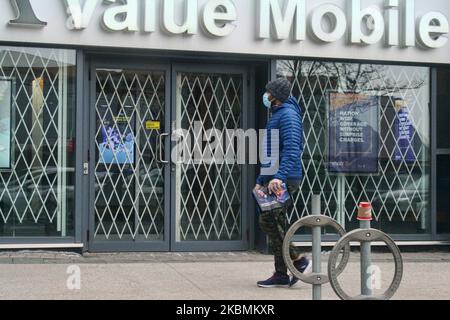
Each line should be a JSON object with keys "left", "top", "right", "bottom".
{"left": 282, "top": 215, "right": 351, "bottom": 286}
{"left": 328, "top": 228, "right": 403, "bottom": 300}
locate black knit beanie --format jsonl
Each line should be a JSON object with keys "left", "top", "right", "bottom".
{"left": 265, "top": 78, "right": 292, "bottom": 103}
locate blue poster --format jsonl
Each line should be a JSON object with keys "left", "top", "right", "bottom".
{"left": 0, "top": 79, "right": 11, "bottom": 169}
{"left": 328, "top": 92, "right": 379, "bottom": 174}
{"left": 394, "top": 100, "right": 415, "bottom": 163}
{"left": 98, "top": 105, "right": 135, "bottom": 165}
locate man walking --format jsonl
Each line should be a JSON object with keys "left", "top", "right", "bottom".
{"left": 255, "top": 78, "right": 311, "bottom": 288}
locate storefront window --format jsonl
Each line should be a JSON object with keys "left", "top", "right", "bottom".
{"left": 0, "top": 46, "right": 76, "bottom": 237}
{"left": 277, "top": 60, "right": 431, "bottom": 235}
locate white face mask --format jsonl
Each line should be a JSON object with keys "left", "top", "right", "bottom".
{"left": 263, "top": 93, "right": 273, "bottom": 108}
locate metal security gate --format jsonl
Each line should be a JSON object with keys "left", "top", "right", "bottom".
{"left": 87, "top": 60, "right": 248, "bottom": 252}
{"left": 0, "top": 47, "right": 76, "bottom": 239}
{"left": 170, "top": 65, "right": 248, "bottom": 251}
{"left": 88, "top": 62, "right": 171, "bottom": 251}
{"left": 276, "top": 60, "right": 431, "bottom": 237}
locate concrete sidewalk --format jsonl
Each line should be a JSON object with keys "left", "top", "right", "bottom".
{"left": 0, "top": 251, "right": 449, "bottom": 300}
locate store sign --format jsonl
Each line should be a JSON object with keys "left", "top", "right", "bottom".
{"left": 328, "top": 93, "right": 379, "bottom": 174}
{"left": 259, "top": 0, "right": 448, "bottom": 48}
{"left": 146, "top": 121, "right": 161, "bottom": 130}
{"left": 7, "top": 0, "right": 449, "bottom": 49}
{"left": 3, "top": 0, "right": 450, "bottom": 64}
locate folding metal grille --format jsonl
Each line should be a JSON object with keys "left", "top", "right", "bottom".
{"left": 0, "top": 47, "right": 75, "bottom": 237}
{"left": 175, "top": 72, "right": 243, "bottom": 241}
{"left": 277, "top": 61, "right": 430, "bottom": 233}
{"left": 94, "top": 69, "right": 166, "bottom": 241}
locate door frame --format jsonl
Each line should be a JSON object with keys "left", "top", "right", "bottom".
{"left": 170, "top": 63, "right": 250, "bottom": 251}
{"left": 85, "top": 59, "right": 251, "bottom": 252}
{"left": 86, "top": 58, "right": 172, "bottom": 252}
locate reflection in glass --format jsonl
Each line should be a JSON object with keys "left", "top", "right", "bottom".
{"left": 0, "top": 46, "right": 76, "bottom": 237}
{"left": 175, "top": 73, "right": 243, "bottom": 241}
{"left": 277, "top": 61, "right": 431, "bottom": 235}
{"left": 94, "top": 69, "right": 166, "bottom": 241}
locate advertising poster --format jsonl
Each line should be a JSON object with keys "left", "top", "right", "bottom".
{"left": 328, "top": 92, "right": 379, "bottom": 174}
{"left": 0, "top": 79, "right": 11, "bottom": 169}
{"left": 394, "top": 99, "right": 416, "bottom": 163}
{"left": 98, "top": 105, "right": 135, "bottom": 165}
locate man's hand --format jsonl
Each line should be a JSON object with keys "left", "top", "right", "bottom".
{"left": 253, "top": 184, "right": 262, "bottom": 192}
{"left": 268, "top": 179, "right": 283, "bottom": 195}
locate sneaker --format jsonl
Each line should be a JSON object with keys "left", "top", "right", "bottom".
{"left": 289, "top": 257, "right": 312, "bottom": 287}
{"left": 257, "top": 272, "right": 290, "bottom": 288}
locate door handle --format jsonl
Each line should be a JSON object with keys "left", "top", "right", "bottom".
{"left": 159, "top": 133, "right": 170, "bottom": 164}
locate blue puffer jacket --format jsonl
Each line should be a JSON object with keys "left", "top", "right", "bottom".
{"left": 256, "top": 96, "right": 304, "bottom": 185}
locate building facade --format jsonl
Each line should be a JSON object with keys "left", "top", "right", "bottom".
{"left": 0, "top": 0, "right": 449, "bottom": 251}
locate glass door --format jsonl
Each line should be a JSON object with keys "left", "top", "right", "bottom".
{"left": 171, "top": 65, "right": 249, "bottom": 251}
{"left": 88, "top": 62, "right": 170, "bottom": 251}
{"left": 87, "top": 61, "right": 249, "bottom": 252}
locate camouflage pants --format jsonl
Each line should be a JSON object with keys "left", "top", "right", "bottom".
{"left": 258, "top": 183, "right": 302, "bottom": 275}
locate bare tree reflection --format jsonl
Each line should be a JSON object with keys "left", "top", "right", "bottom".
{"left": 277, "top": 60, "right": 426, "bottom": 95}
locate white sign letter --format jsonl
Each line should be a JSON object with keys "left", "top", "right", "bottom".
{"left": 349, "top": 0, "right": 385, "bottom": 45}
{"left": 385, "top": 0, "right": 399, "bottom": 46}
{"left": 103, "top": 0, "right": 139, "bottom": 32}
{"left": 65, "top": 0, "right": 99, "bottom": 30}
{"left": 202, "top": 0, "right": 237, "bottom": 37}
{"left": 162, "top": 0, "right": 198, "bottom": 35}
{"left": 418, "top": 12, "right": 449, "bottom": 48}
{"left": 403, "top": 0, "right": 415, "bottom": 47}
{"left": 144, "top": 0, "right": 156, "bottom": 33}
{"left": 258, "top": 0, "right": 306, "bottom": 41}
{"left": 310, "top": 4, "right": 347, "bottom": 42}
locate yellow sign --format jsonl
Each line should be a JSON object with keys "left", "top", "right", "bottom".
{"left": 146, "top": 121, "right": 161, "bottom": 130}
